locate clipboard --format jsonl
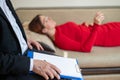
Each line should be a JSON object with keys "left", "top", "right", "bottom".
{"left": 27, "top": 51, "right": 84, "bottom": 80}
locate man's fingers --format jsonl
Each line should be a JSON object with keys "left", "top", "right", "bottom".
{"left": 28, "top": 42, "right": 33, "bottom": 49}
{"left": 41, "top": 72, "right": 49, "bottom": 80}
{"left": 51, "top": 64, "right": 61, "bottom": 74}
{"left": 50, "top": 68, "right": 60, "bottom": 80}
{"left": 45, "top": 62, "right": 61, "bottom": 79}
{"left": 46, "top": 69, "right": 54, "bottom": 79}
{"left": 39, "top": 45, "right": 44, "bottom": 50}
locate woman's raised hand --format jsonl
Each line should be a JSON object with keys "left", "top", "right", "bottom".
{"left": 94, "top": 12, "right": 105, "bottom": 25}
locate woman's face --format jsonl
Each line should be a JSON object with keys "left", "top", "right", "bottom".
{"left": 40, "top": 16, "right": 56, "bottom": 30}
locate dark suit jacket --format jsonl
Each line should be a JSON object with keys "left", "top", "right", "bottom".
{"left": 0, "top": 0, "right": 30, "bottom": 80}
{"left": 0, "top": 1, "right": 59, "bottom": 80}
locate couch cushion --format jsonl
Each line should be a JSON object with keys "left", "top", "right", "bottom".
{"left": 83, "top": 74, "right": 120, "bottom": 80}
{"left": 55, "top": 47, "right": 120, "bottom": 68}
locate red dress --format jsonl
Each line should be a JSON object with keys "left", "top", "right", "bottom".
{"left": 54, "top": 22, "right": 120, "bottom": 52}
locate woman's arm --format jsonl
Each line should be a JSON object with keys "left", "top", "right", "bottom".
{"left": 55, "top": 25, "right": 99, "bottom": 52}
{"left": 55, "top": 33, "right": 82, "bottom": 52}
{"left": 81, "top": 26, "right": 98, "bottom": 52}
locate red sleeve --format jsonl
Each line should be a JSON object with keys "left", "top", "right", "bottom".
{"left": 55, "top": 32, "right": 82, "bottom": 51}
{"left": 81, "top": 23, "right": 99, "bottom": 52}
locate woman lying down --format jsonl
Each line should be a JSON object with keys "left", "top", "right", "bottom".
{"left": 28, "top": 12, "right": 120, "bottom": 52}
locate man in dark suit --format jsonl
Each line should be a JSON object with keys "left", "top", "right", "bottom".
{"left": 0, "top": 0, "right": 61, "bottom": 80}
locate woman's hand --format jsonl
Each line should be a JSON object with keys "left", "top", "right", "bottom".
{"left": 94, "top": 12, "right": 105, "bottom": 25}
{"left": 27, "top": 39, "right": 44, "bottom": 50}
{"left": 33, "top": 59, "right": 61, "bottom": 80}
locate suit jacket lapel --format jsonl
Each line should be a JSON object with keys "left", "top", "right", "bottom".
{"left": 0, "top": 8, "right": 10, "bottom": 23}
{"left": 6, "top": 0, "right": 19, "bottom": 22}
{"left": 5, "top": 0, "right": 27, "bottom": 41}
{"left": 0, "top": 0, "right": 15, "bottom": 21}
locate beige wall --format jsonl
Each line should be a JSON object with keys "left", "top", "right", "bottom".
{"left": 11, "top": 0, "right": 120, "bottom": 9}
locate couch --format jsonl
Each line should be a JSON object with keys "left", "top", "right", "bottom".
{"left": 16, "top": 7, "right": 120, "bottom": 80}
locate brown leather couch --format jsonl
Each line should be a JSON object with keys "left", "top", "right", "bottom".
{"left": 16, "top": 7, "right": 120, "bottom": 80}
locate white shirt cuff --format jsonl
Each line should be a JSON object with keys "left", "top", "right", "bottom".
{"left": 30, "top": 59, "right": 33, "bottom": 71}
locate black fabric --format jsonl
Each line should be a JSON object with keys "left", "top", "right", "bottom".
{"left": 5, "top": 74, "right": 71, "bottom": 80}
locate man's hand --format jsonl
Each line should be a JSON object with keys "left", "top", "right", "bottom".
{"left": 33, "top": 60, "right": 61, "bottom": 80}
{"left": 94, "top": 12, "right": 105, "bottom": 25}
{"left": 27, "top": 39, "right": 44, "bottom": 50}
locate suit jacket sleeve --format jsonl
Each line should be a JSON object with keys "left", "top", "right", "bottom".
{"left": 0, "top": 52, "right": 30, "bottom": 75}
